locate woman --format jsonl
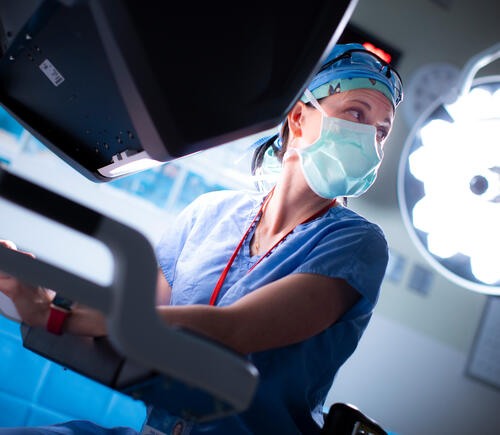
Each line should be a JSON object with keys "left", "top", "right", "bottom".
{"left": 0, "top": 43, "right": 402, "bottom": 434}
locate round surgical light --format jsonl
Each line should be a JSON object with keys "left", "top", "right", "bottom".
{"left": 398, "top": 45, "right": 500, "bottom": 295}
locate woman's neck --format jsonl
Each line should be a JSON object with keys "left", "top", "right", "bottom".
{"left": 259, "top": 160, "right": 333, "bottom": 236}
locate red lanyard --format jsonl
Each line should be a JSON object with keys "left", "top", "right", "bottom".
{"left": 209, "top": 189, "right": 336, "bottom": 306}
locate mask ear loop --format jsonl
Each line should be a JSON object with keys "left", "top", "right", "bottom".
{"left": 284, "top": 89, "right": 328, "bottom": 162}
{"left": 302, "top": 88, "right": 327, "bottom": 152}
{"left": 304, "top": 89, "right": 328, "bottom": 116}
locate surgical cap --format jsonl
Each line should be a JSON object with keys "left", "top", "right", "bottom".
{"left": 301, "top": 43, "right": 402, "bottom": 108}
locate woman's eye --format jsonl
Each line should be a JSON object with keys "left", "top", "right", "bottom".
{"left": 347, "top": 109, "right": 362, "bottom": 121}
{"left": 377, "top": 128, "right": 388, "bottom": 142}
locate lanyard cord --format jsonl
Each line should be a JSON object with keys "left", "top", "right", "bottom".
{"left": 209, "top": 189, "right": 336, "bottom": 306}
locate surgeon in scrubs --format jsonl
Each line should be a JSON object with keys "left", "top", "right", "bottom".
{"left": 0, "top": 43, "right": 403, "bottom": 434}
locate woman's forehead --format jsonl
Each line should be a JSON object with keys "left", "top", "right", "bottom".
{"left": 324, "top": 88, "right": 394, "bottom": 117}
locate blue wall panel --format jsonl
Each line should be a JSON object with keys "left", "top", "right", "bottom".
{"left": 0, "top": 316, "right": 146, "bottom": 431}
{"left": 25, "top": 405, "right": 73, "bottom": 428}
{"left": 0, "top": 392, "right": 31, "bottom": 427}
{"left": 37, "top": 365, "right": 115, "bottom": 421}
{"left": 0, "top": 337, "right": 50, "bottom": 401}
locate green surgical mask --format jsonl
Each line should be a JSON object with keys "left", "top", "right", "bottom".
{"left": 286, "top": 90, "right": 383, "bottom": 199}
{"left": 286, "top": 115, "right": 382, "bottom": 199}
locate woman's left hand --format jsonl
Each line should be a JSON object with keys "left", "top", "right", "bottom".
{"left": 0, "top": 240, "right": 55, "bottom": 327}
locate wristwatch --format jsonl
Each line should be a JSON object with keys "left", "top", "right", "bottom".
{"left": 46, "top": 295, "right": 73, "bottom": 335}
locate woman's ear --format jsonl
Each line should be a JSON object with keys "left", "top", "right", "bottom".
{"left": 287, "top": 101, "right": 306, "bottom": 139}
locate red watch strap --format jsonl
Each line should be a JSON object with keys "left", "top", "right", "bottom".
{"left": 46, "top": 306, "right": 70, "bottom": 335}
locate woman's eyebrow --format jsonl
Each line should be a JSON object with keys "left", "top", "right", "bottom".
{"left": 351, "top": 99, "right": 393, "bottom": 126}
{"left": 351, "top": 99, "right": 372, "bottom": 110}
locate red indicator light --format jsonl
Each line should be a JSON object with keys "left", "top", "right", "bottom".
{"left": 363, "top": 42, "right": 392, "bottom": 63}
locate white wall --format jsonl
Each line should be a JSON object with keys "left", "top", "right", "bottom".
{"left": 326, "top": 314, "right": 500, "bottom": 435}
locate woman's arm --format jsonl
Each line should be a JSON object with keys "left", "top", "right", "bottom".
{"left": 0, "top": 243, "right": 171, "bottom": 336}
{"left": 156, "top": 269, "right": 172, "bottom": 305}
{"left": 156, "top": 273, "right": 360, "bottom": 354}
{"left": 1, "top": 240, "right": 358, "bottom": 353}
{"left": 67, "top": 272, "right": 359, "bottom": 352}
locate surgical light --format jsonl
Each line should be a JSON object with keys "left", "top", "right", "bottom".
{"left": 398, "top": 42, "right": 500, "bottom": 294}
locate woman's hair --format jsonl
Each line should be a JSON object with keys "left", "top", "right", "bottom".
{"left": 250, "top": 122, "right": 289, "bottom": 176}
{"left": 251, "top": 96, "right": 321, "bottom": 176}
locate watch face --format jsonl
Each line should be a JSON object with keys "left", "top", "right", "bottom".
{"left": 52, "top": 295, "right": 73, "bottom": 310}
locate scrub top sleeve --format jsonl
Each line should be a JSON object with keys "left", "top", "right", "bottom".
{"left": 155, "top": 196, "right": 202, "bottom": 287}
{"left": 293, "top": 226, "right": 388, "bottom": 306}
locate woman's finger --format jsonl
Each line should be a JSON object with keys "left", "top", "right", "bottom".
{"left": 0, "top": 267, "right": 14, "bottom": 280}
{"left": 0, "top": 240, "right": 35, "bottom": 279}
{"left": 0, "top": 240, "right": 35, "bottom": 258}
{"left": 0, "top": 240, "right": 17, "bottom": 250}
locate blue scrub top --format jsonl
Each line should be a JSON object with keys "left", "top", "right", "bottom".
{"left": 155, "top": 189, "right": 388, "bottom": 434}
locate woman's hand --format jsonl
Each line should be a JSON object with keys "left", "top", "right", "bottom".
{"left": 0, "top": 240, "right": 54, "bottom": 327}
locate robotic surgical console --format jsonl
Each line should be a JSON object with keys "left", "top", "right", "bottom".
{"left": 0, "top": 0, "right": 357, "bottom": 427}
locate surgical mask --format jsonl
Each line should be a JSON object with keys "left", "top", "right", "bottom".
{"left": 286, "top": 89, "right": 383, "bottom": 199}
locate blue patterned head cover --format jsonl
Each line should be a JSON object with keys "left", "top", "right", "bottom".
{"left": 302, "top": 43, "right": 403, "bottom": 108}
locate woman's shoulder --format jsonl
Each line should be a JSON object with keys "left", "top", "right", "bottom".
{"left": 186, "top": 188, "right": 264, "bottom": 217}
{"left": 197, "top": 188, "right": 261, "bottom": 202}
{"left": 324, "top": 204, "right": 387, "bottom": 243}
